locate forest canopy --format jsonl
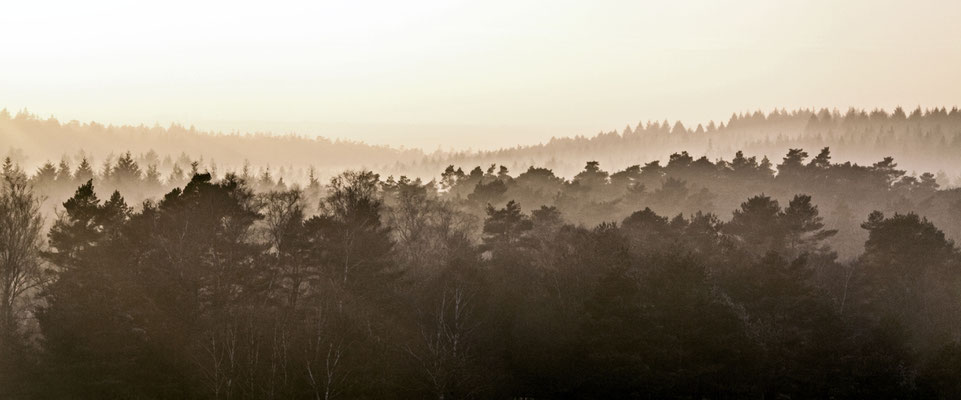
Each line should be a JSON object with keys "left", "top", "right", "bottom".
{"left": 2, "top": 144, "right": 961, "bottom": 398}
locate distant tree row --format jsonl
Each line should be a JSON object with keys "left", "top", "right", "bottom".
{"left": 12, "top": 151, "right": 323, "bottom": 214}
{"left": 0, "top": 108, "right": 420, "bottom": 179}
{"left": 419, "top": 106, "right": 961, "bottom": 181}
{"left": 4, "top": 106, "right": 960, "bottom": 184}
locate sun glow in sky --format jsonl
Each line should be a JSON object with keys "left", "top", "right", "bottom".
{"left": 2, "top": 0, "right": 959, "bottom": 150}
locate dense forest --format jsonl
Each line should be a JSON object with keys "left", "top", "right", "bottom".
{"left": 11, "top": 144, "right": 961, "bottom": 260}
{"left": 438, "top": 106, "right": 961, "bottom": 180}
{"left": 2, "top": 145, "right": 961, "bottom": 398}
{"left": 4, "top": 106, "right": 961, "bottom": 186}
{"left": 0, "top": 109, "right": 422, "bottom": 183}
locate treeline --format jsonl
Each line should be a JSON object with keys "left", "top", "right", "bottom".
{"left": 1, "top": 151, "right": 961, "bottom": 398}
{"left": 417, "top": 106, "right": 961, "bottom": 180}
{"left": 4, "top": 106, "right": 961, "bottom": 185}
{"left": 437, "top": 147, "right": 961, "bottom": 259}
{"left": 15, "top": 151, "right": 318, "bottom": 216}
{"left": 17, "top": 146, "right": 961, "bottom": 259}
{"left": 0, "top": 108, "right": 422, "bottom": 181}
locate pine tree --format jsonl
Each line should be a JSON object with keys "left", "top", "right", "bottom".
{"left": 74, "top": 158, "right": 94, "bottom": 183}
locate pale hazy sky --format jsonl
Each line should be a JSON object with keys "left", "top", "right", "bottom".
{"left": 2, "top": 0, "right": 959, "bottom": 150}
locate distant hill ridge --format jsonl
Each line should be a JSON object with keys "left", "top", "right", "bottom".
{"left": 3, "top": 106, "right": 959, "bottom": 182}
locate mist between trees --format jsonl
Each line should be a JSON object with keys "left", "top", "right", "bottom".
{"left": 2, "top": 144, "right": 961, "bottom": 399}
{"left": 4, "top": 106, "right": 961, "bottom": 186}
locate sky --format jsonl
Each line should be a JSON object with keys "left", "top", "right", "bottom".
{"left": 1, "top": 0, "right": 960, "bottom": 150}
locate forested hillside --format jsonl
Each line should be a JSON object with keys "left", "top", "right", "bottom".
{"left": 424, "top": 106, "right": 961, "bottom": 180}
{"left": 5, "top": 0, "right": 958, "bottom": 396}
{"left": 2, "top": 146, "right": 961, "bottom": 398}
{"left": 4, "top": 106, "right": 961, "bottom": 187}
{"left": 0, "top": 109, "right": 423, "bottom": 181}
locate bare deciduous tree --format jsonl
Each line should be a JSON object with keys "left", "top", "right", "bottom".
{"left": 0, "top": 165, "right": 48, "bottom": 351}
{"left": 406, "top": 282, "right": 482, "bottom": 400}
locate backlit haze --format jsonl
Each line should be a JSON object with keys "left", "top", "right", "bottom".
{"left": 2, "top": 0, "right": 960, "bottom": 150}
